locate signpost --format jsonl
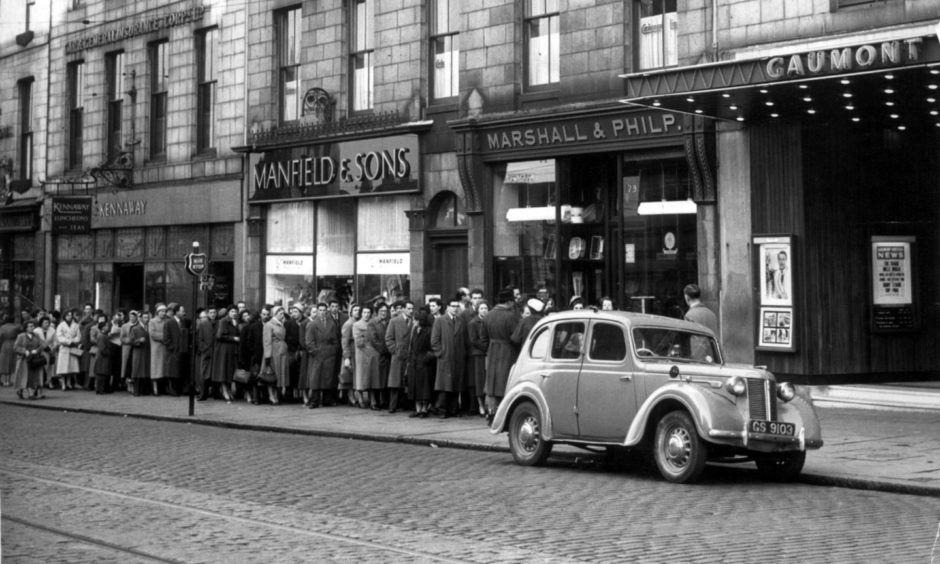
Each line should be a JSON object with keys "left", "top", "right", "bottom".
{"left": 184, "top": 241, "right": 208, "bottom": 416}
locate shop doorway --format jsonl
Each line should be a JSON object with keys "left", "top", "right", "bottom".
{"left": 426, "top": 191, "right": 468, "bottom": 299}
{"left": 115, "top": 263, "right": 144, "bottom": 312}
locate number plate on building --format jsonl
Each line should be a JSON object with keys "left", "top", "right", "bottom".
{"left": 748, "top": 420, "right": 795, "bottom": 437}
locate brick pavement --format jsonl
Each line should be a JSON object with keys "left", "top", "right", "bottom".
{"left": 0, "top": 384, "right": 938, "bottom": 497}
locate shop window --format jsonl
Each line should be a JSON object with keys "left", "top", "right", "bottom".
{"left": 146, "top": 227, "right": 166, "bottom": 259}
{"left": 276, "top": 8, "right": 302, "bottom": 123}
{"left": 209, "top": 261, "right": 233, "bottom": 307}
{"left": 211, "top": 224, "right": 234, "bottom": 258}
{"left": 114, "top": 228, "right": 144, "bottom": 259}
{"left": 431, "top": 191, "right": 466, "bottom": 228}
{"left": 349, "top": 0, "right": 374, "bottom": 112}
{"left": 267, "top": 201, "right": 314, "bottom": 253}
{"left": 357, "top": 197, "right": 408, "bottom": 251}
{"left": 164, "top": 262, "right": 190, "bottom": 310}
{"left": 266, "top": 254, "right": 315, "bottom": 307}
{"left": 57, "top": 234, "right": 93, "bottom": 260}
{"left": 166, "top": 225, "right": 207, "bottom": 259}
{"left": 106, "top": 51, "right": 124, "bottom": 159}
{"left": 492, "top": 160, "right": 557, "bottom": 298}
{"left": 637, "top": 0, "right": 677, "bottom": 70}
{"left": 13, "top": 234, "right": 34, "bottom": 261}
{"left": 196, "top": 27, "right": 218, "bottom": 152}
{"left": 356, "top": 252, "right": 409, "bottom": 306}
{"left": 95, "top": 231, "right": 113, "bottom": 259}
{"left": 149, "top": 40, "right": 168, "bottom": 159}
{"left": 145, "top": 263, "right": 166, "bottom": 309}
{"left": 525, "top": 0, "right": 559, "bottom": 89}
{"left": 56, "top": 262, "right": 93, "bottom": 312}
{"left": 18, "top": 78, "right": 33, "bottom": 182}
{"left": 67, "top": 61, "right": 84, "bottom": 170}
{"left": 94, "top": 265, "right": 113, "bottom": 312}
{"left": 430, "top": 0, "right": 459, "bottom": 100}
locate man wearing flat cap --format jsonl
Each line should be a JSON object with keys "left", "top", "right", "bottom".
{"left": 481, "top": 289, "right": 521, "bottom": 421}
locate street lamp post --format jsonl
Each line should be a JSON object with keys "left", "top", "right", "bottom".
{"left": 184, "top": 241, "right": 207, "bottom": 416}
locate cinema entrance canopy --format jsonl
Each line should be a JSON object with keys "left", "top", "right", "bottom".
{"left": 620, "top": 25, "right": 940, "bottom": 131}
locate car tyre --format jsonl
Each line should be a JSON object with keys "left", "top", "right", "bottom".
{"left": 508, "top": 401, "right": 553, "bottom": 466}
{"left": 653, "top": 410, "right": 707, "bottom": 483}
{"left": 755, "top": 451, "right": 806, "bottom": 482}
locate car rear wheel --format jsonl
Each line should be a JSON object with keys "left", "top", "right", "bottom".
{"left": 653, "top": 410, "right": 707, "bottom": 483}
{"left": 755, "top": 451, "right": 806, "bottom": 482}
{"left": 508, "top": 401, "right": 553, "bottom": 466}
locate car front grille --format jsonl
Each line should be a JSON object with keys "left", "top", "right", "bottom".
{"left": 746, "top": 378, "right": 776, "bottom": 420}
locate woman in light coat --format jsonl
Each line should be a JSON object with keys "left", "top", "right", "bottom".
{"left": 34, "top": 315, "right": 57, "bottom": 390}
{"left": 55, "top": 309, "right": 81, "bottom": 390}
{"left": 262, "top": 306, "right": 289, "bottom": 405}
{"left": 0, "top": 313, "right": 21, "bottom": 387}
{"left": 353, "top": 305, "right": 377, "bottom": 409}
{"left": 339, "top": 304, "right": 360, "bottom": 406}
{"left": 14, "top": 318, "right": 44, "bottom": 400}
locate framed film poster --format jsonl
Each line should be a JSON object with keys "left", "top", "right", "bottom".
{"left": 870, "top": 235, "right": 918, "bottom": 332}
{"left": 754, "top": 235, "right": 796, "bottom": 352}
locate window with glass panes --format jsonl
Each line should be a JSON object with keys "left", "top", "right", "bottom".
{"left": 149, "top": 40, "right": 168, "bottom": 159}
{"left": 349, "top": 0, "right": 374, "bottom": 112}
{"left": 106, "top": 51, "right": 124, "bottom": 158}
{"left": 430, "top": 0, "right": 459, "bottom": 100}
{"left": 277, "top": 8, "right": 302, "bottom": 122}
{"left": 525, "top": 0, "right": 559, "bottom": 89}
{"left": 67, "top": 61, "right": 84, "bottom": 170}
{"left": 18, "top": 78, "right": 33, "bottom": 181}
{"left": 637, "top": 0, "right": 677, "bottom": 70}
{"left": 196, "top": 28, "right": 218, "bottom": 151}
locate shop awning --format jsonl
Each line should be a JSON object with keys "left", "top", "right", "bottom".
{"left": 620, "top": 26, "right": 940, "bottom": 130}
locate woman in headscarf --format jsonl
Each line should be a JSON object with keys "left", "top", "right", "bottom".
{"left": 55, "top": 309, "right": 82, "bottom": 390}
{"left": 339, "top": 303, "right": 360, "bottom": 406}
{"left": 148, "top": 304, "right": 169, "bottom": 396}
{"left": 14, "top": 318, "right": 44, "bottom": 400}
{"left": 405, "top": 307, "right": 436, "bottom": 418}
{"left": 262, "top": 305, "right": 289, "bottom": 405}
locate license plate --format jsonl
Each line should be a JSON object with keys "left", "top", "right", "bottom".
{"left": 748, "top": 420, "right": 795, "bottom": 437}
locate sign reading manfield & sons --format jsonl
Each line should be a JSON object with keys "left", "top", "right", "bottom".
{"left": 51, "top": 196, "right": 92, "bottom": 235}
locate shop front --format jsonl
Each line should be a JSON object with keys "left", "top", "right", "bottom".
{"left": 240, "top": 129, "right": 426, "bottom": 310}
{"left": 50, "top": 179, "right": 240, "bottom": 314}
{"left": 622, "top": 26, "right": 940, "bottom": 382}
{"left": 452, "top": 106, "right": 716, "bottom": 316}
{"left": 0, "top": 202, "right": 41, "bottom": 318}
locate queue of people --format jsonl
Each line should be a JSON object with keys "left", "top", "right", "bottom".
{"left": 0, "top": 283, "right": 715, "bottom": 421}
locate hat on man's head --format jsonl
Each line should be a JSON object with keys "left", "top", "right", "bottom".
{"left": 155, "top": 303, "right": 167, "bottom": 313}
{"left": 526, "top": 298, "right": 545, "bottom": 314}
{"left": 497, "top": 289, "right": 515, "bottom": 303}
{"left": 569, "top": 296, "right": 584, "bottom": 307}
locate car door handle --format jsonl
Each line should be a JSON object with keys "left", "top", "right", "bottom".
{"left": 541, "top": 374, "right": 550, "bottom": 380}
{"left": 619, "top": 374, "right": 632, "bottom": 382}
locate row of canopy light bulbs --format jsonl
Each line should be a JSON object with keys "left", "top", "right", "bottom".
{"left": 655, "top": 67, "right": 940, "bottom": 129}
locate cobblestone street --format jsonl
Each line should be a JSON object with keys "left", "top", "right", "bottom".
{"left": 2, "top": 406, "right": 940, "bottom": 562}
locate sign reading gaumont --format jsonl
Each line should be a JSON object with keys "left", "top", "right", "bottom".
{"left": 248, "top": 134, "right": 420, "bottom": 203}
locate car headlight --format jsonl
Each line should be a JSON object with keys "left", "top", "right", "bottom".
{"left": 725, "top": 376, "right": 746, "bottom": 396}
{"left": 776, "top": 381, "right": 796, "bottom": 402}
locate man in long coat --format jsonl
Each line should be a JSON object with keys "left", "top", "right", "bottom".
{"left": 164, "top": 303, "right": 181, "bottom": 396}
{"left": 482, "top": 289, "right": 521, "bottom": 419}
{"left": 305, "top": 303, "right": 341, "bottom": 408}
{"left": 384, "top": 300, "right": 413, "bottom": 413}
{"left": 431, "top": 298, "right": 467, "bottom": 418}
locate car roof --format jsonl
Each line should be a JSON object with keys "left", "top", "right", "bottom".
{"left": 534, "top": 309, "right": 716, "bottom": 336}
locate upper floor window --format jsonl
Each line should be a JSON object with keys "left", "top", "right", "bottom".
{"left": 67, "top": 61, "right": 84, "bottom": 170}
{"left": 18, "top": 78, "right": 33, "bottom": 182}
{"left": 350, "top": 0, "right": 374, "bottom": 112}
{"left": 637, "top": 0, "right": 677, "bottom": 70}
{"left": 196, "top": 27, "right": 219, "bottom": 151}
{"left": 277, "top": 8, "right": 302, "bottom": 122}
{"left": 105, "top": 51, "right": 124, "bottom": 159}
{"left": 430, "top": 0, "right": 459, "bottom": 100}
{"left": 149, "top": 40, "right": 168, "bottom": 159}
{"left": 525, "top": 0, "right": 559, "bottom": 89}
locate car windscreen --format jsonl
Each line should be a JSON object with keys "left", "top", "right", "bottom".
{"left": 631, "top": 327, "right": 721, "bottom": 364}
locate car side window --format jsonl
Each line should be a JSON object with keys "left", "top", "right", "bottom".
{"left": 589, "top": 322, "right": 626, "bottom": 361}
{"left": 528, "top": 326, "right": 551, "bottom": 359}
{"left": 550, "top": 322, "right": 585, "bottom": 360}
{"left": 632, "top": 327, "right": 720, "bottom": 364}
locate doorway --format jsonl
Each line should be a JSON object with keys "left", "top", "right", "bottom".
{"left": 426, "top": 191, "right": 469, "bottom": 299}
{"left": 115, "top": 263, "right": 144, "bottom": 312}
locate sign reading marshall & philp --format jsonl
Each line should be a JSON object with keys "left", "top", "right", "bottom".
{"left": 477, "top": 110, "right": 682, "bottom": 156}
{"left": 249, "top": 134, "right": 419, "bottom": 203}
{"left": 51, "top": 196, "right": 92, "bottom": 235}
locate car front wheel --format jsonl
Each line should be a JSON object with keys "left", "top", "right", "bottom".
{"left": 653, "top": 410, "right": 707, "bottom": 483}
{"left": 508, "top": 401, "right": 553, "bottom": 466}
{"left": 755, "top": 451, "right": 806, "bottom": 482}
